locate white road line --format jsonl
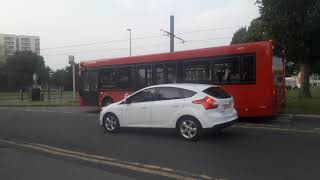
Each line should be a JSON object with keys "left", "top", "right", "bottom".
{"left": 234, "top": 124, "right": 319, "bottom": 134}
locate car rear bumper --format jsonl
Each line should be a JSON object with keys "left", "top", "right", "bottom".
{"left": 199, "top": 109, "right": 238, "bottom": 128}
{"left": 209, "top": 118, "right": 237, "bottom": 131}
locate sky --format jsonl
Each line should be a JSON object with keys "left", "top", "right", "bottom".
{"left": 0, "top": 0, "right": 259, "bottom": 70}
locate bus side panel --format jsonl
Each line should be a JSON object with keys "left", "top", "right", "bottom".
{"left": 222, "top": 44, "right": 274, "bottom": 117}
{"left": 99, "top": 90, "right": 135, "bottom": 107}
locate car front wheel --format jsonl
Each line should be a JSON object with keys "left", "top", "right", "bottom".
{"left": 103, "top": 113, "right": 120, "bottom": 133}
{"left": 177, "top": 117, "right": 202, "bottom": 141}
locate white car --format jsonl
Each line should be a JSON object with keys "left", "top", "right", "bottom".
{"left": 99, "top": 84, "right": 238, "bottom": 141}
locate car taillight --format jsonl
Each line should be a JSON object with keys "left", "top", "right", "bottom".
{"left": 192, "top": 96, "right": 218, "bottom": 110}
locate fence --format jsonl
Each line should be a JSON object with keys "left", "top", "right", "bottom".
{"left": 0, "top": 89, "right": 79, "bottom": 106}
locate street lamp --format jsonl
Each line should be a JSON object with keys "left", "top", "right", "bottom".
{"left": 126, "top": 28, "right": 132, "bottom": 56}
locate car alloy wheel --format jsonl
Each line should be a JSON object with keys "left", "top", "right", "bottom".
{"left": 179, "top": 119, "right": 198, "bottom": 139}
{"left": 103, "top": 114, "right": 119, "bottom": 133}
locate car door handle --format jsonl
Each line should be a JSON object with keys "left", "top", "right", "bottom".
{"left": 169, "top": 105, "right": 179, "bottom": 107}
{"left": 141, "top": 107, "right": 149, "bottom": 109}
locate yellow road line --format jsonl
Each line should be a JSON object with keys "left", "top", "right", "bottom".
{"left": 0, "top": 138, "right": 220, "bottom": 180}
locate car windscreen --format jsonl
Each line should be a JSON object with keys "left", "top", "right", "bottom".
{"left": 202, "top": 87, "right": 231, "bottom": 99}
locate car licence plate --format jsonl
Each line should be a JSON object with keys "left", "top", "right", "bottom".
{"left": 223, "top": 103, "right": 232, "bottom": 110}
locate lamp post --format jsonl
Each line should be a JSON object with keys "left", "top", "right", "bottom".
{"left": 69, "top": 55, "right": 76, "bottom": 101}
{"left": 126, "top": 28, "right": 132, "bottom": 56}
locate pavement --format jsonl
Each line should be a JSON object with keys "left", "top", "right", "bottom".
{"left": 0, "top": 107, "right": 320, "bottom": 180}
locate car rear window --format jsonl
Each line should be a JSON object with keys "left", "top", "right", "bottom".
{"left": 202, "top": 87, "right": 231, "bottom": 99}
{"left": 156, "top": 87, "right": 196, "bottom": 100}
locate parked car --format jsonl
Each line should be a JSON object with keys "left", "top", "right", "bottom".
{"left": 99, "top": 83, "right": 238, "bottom": 141}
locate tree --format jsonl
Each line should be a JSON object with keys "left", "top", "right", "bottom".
{"left": 256, "top": 0, "right": 320, "bottom": 97}
{"left": 51, "top": 64, "right": 79, "bottom": 91}
{"left": 246, "top": 18, "right": 269, "bottom": 42}
{"left": 6, "top": 51, "right": 47, "bottom": 91}
{"left": 0, "top": 45, "right": 8, "bottom": 91}
{"left": 231, "top": 27, "right": 248, "bottom": 44}
{"left": 231, "top": 17, "right": 269, "bottom": 44}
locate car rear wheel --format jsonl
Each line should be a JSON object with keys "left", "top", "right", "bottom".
{"left": 177, "top": 117, "right": 202, "bottom": 141}
{"left": 103, "top": 113, "right": 120, "bottom": 133}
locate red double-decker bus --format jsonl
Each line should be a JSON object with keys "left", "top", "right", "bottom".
{"left": 79, "top": 41, "right": 285, "bottom": 117}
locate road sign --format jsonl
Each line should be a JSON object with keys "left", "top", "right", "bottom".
{"left": 69, "top": 55, "right": 75, "bottom": 64}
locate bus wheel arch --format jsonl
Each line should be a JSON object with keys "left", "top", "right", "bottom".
{"left": 102, "top": 96, "right": 114, "bottom": 107}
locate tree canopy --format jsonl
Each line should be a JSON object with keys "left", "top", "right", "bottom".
{"left": 6, "top": 51, "right": 47, "bottom": 90}
{"left": 231, "top": 18, "right": 269, "bottom": 44}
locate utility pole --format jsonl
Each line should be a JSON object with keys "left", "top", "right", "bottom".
{"left": 160, "top": 15, "right": 185, "bottom": 52}
{"left": 60, "top": 69, "right": 63, "bottom": 98}
{"left": 69, "top": 55, "right": 76, "bottom": 101}
{"left": 170, "top": 15, "right": 174, "bottom": 52}
{"left": 127, "top": 28, "right": 132, "bottom": 56}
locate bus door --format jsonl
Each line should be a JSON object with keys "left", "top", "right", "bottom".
{"left": 81, "top": 70, "right": 99, "bottom": 106}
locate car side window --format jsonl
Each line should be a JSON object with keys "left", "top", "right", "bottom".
{"left": 181, "top": 89, "right": 196, "bottom": 98}
{"left": 128, "top": 88, "right": 156, "bottom": 103}
{"left": 157, "top": 87, "right": 185, "bottom": 101}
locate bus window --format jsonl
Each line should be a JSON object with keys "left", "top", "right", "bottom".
{"left": 241, "top": 55, "right": 256, "bottom": 83}
{"left": 184, "top": 60, "right": 210, "bottom": 81}
{"left": 155, "top": 64, "right": 165, "bottom": 84}
{"left": 100, "top": 68, "right": 116, "bottom": 89}
{"left": 213, "top": 56, "right": 241, "bottom": 84}
{"left": 166, "top": 63, "right": 177, "bottom": 83}
{"left": 137, "top": 65, "right": 152, "bottom": 88}
{"left": 116, "top": 67, "right": 134, "bottom": 89}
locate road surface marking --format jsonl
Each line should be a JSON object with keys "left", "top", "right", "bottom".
{"left": 314, "top": 128, "right": 320, "bottom": 133}
{"left": 234, "top": 124, "right": 319, "bottom": 134}
{"left": 241, "top": 123, "right": 276, "bottom": 127}
{"left": 0, "top": 138, "right": 221, "bottom": 180}
{"left": 63, "top": 112, "right": 73, "bottom": 114}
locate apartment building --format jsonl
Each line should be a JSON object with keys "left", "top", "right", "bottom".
{"left": 0, "top": 33, "right": 40, "bottom": 56}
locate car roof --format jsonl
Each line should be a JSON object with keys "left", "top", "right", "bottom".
{"left": 145, "top": 83, "right": 215, "bottom": 92}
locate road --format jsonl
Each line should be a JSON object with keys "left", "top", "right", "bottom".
{"left": 0, "top": 107, "right": 320, "bottom": 180}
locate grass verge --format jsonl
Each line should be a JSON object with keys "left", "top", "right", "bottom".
{"left": 285, "top": 87, "right": 320, "bottom": 115}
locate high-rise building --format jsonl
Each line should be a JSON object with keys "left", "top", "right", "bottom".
{"left": 0, "top": 33, "right": 40, "bottom": 56}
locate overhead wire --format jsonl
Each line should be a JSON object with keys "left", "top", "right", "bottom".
{"left": 41, "top": 25, "right": 245, "bottom": 52}
{"left": 41, "top": 34, "right": 164, "bottom": 51}
{"left": 177, "top": 25, "right": 242, "bottom": 35}
{"left": 44, "top": 36, "right": 232, "bottom": 58}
